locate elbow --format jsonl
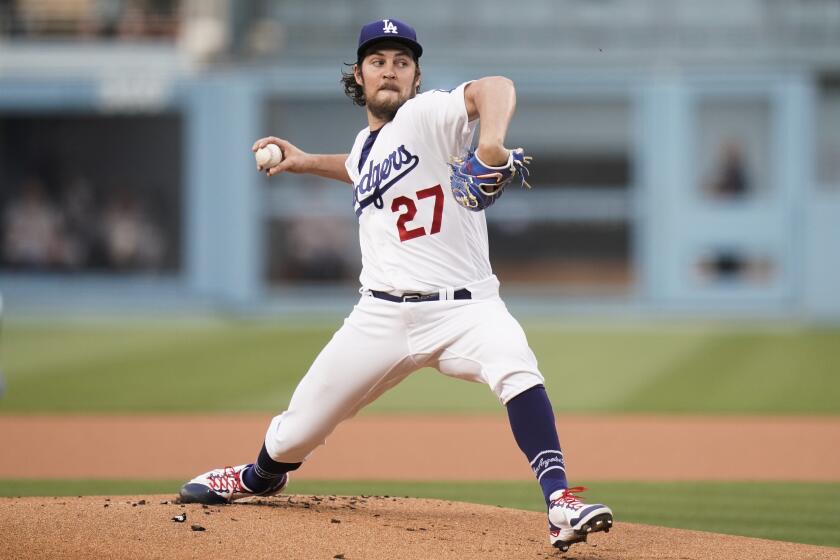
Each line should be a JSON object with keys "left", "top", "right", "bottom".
{"left": 480, "top": 75, "right": 514, "bottom": 91}
{"left": 466, "top": 76, "right": 516, "bottom": 120}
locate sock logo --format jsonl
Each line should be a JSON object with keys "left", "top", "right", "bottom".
{"left": 530, "top": 450, "right": 566, "bottom": 481}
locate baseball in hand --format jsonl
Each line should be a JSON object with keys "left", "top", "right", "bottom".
{"left": 255, "top": 144, "right": 283, "bottom": 168}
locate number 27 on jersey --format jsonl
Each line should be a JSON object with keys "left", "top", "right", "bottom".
{"left": 391, "top": 184, "right": 444, "bottom": 242}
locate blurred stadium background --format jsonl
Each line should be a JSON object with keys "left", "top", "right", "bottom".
{"left": 0, "top": 0, "right": 838, "bottom": 318}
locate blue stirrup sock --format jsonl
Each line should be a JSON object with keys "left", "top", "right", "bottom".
{"left": 241, "top": 444, "right": 301, "bottom": 493}
{"left": 506, "top": 384, "right": 568, "bottom": 505}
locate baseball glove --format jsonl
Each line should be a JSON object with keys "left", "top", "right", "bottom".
{"left": 448, "top": 148, "right": 532, "bottom": 212}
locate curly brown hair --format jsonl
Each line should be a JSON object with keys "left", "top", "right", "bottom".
{"left": 340, "top": 60, "right": 421, "bottom": 107}
{"left": 341, "top": 64, "right": 367, "bottom": 107}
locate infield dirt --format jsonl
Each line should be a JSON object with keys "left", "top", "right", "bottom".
{"left": 1, "top": 414, "right": 839, "bottom": 481}
{"left": 2, "top": 494, "right": 840, "bottom": 560}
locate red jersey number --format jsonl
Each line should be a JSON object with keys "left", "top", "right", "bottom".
{"left": 391, "top": 184, "right": 444, "bottom": 242}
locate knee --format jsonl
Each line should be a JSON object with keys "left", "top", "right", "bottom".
{"left": 496, "top": 371, "right": 545, "bottom": 405}
{"left": 264, "top": 411, "right": 327, "bottom": 463}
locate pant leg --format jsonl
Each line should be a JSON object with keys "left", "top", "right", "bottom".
{"left": 414, "top": 298, "right": 563, "bottom": 503}
{"left": 414, "top": 297, "right": 544, "bottom": 405}
{"left": 264, "top": 297, "right": 417, "bottom": 463}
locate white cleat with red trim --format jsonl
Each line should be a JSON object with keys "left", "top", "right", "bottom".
{"left": 548, "top": 486, "right": 613, "bottom": 552}
{"left": 179, "top": 464, "right": 288, "bottom": 505}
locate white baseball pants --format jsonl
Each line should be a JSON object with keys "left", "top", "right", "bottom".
{"left": 264, "top": 276, "right": 544, "bottom": 464}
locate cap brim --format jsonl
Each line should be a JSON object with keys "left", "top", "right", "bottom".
{"left": 357, "top": 37, "right": 422, "bottom": 60}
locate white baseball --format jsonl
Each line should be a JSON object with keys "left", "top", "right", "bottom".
{"left": 255, "top": 144, "right": 283, "bottom": 168}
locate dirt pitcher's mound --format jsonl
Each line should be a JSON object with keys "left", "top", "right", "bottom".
{"left": 0, "top": 495, "right": 838, "bottom": 560}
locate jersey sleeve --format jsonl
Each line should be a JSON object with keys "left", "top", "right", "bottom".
{"left": 344, "top": 153, "right": 357, "bottom": 184}
{"left": 345, "top": 128, "right": 369, "bottom": 184}
{"left": 404, "top": 81, "right": 477, "bottom": 163}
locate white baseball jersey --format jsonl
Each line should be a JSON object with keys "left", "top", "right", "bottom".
{"left": 345, "top": 81, "right": 491, "bottom": 293}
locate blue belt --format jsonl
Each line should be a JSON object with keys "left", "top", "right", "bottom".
{"left": 369, "top": 288, "right": 472, "bottom": 303}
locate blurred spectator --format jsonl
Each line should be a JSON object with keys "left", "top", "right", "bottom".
{"left": 102, "top": 190, "right": 164, "bottom": 270}
{"left": 0, "top": 0, "right": 22, "bottom": 35}
{"left": 283, "top": 184, "right": 354, "bottom": 281}
{"left": 59, "top": 175, "right": 101, "bottom": 269}
{"left": 3, "top": 0, "right": 180, "bottom": 38}
{"left": 2, "top": 177, "right": 67, "bottom": 269}
{"left": 79, "top": 0, "right": 126, "bottom": 37}
{"left": 706, "top": 140, "right": 751, "bottom": 200}
{"left": 115, "top": 0, "right": 148, "bottom": 38}
{"left": 285, "top": 214, "right": 353, "bottom": 281}
{"left": 1, "top": 178, "right": 170, "bottom": 273}
{"left": 697, "top": 249, "right": 774, "bottom": 285}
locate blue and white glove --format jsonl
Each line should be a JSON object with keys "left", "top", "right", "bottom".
{"left": 449, "top": 148, "right": 532, "bottom": 212}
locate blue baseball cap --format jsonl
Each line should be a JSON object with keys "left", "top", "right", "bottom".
{"left": 357, "top": 18, "right": 422, "bottom": 61}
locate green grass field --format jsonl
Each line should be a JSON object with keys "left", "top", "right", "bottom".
{"left": 2, "top": 320, "right": 839, "bottom": 414}
{"left": 2, "top": 319, "right": 839, "bottom": 548}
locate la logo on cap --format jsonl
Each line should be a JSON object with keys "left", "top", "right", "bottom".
{"left": 382, "top": 19, "right": 398, "bottom": 34}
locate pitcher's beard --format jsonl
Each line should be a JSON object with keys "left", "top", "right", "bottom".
{"left": 367, "top": 91, "right": 409, "bottom": 122}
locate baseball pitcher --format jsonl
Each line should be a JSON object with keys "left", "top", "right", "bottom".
{"left": 180, "top": 18, "right": 613, "bottom": 552}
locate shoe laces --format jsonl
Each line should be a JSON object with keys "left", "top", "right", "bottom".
{"left": 550, "top": 486, "right": 588, "bottom": 512}
{"left": 207, "top": 466, "right": 244, "bottom": 493}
